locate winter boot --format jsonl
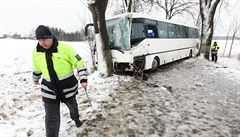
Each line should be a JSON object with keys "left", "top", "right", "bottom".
{"left": 75, "top": 120, "right": 82, "bottom": 128}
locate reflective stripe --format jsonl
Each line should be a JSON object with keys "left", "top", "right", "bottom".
{"left": 58, "top": 73, "right": 74, "bottom": 81}
{"left": 65, "top": 90, "right": 77, "bottom": 98}
{"left": 42, "top": 92, "right": 56, "bottom": 99}
{"left": 63, "top": 84, "right": 78, "bottom": 93}
{"left": 76, "top": 67, "right": 86, "bottom": 72}
{"left": 33, "top": 75, "right": 41, "bottom": 79}
{"left": 78, "top": 70, "right": 86, "bottom": 76}
{"left": 33, "top": 71, "right": 42, "bottom": 75}
{"left": 33, "top": 77, "right": 39, "bottom": 82}
{"left": 33, "top": 76, "right": 40, "bottom": 81}
{"left": 33, "top": 71, "right": 41, "bottom": 82}
{"left": 41, "top": 85, "right": 55, "bottom": 93}
{"left": 79, "top": 75, "right": 87, "bottom": 80}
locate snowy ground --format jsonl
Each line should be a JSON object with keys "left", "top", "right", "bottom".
{"left": 0, "top": 39, "right": 239, "bottom": 137}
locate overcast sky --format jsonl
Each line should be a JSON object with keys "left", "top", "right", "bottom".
{"left": 0, "top": 0, "right": 90, "bottom": 36}
{"left": 0, "top": 0, "right": 239, "bottom": 36}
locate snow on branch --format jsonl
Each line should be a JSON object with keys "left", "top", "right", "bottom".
{"left": 87, "top": 0, "right": 96, "bottom": 5}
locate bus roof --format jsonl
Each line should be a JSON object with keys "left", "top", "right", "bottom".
{"left": 106, "top": 12, "right": 198, "bottom": 29}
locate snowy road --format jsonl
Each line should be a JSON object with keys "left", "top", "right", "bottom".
{"left": 0, "top": 38, "right": 239, "bottom": 137}
{"left": 77, "top": 58, "right": 240, "bottom": 137}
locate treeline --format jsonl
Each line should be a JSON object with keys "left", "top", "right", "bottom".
{"left": 212, "top": 36, "right": 240, "bottom": 40}
{"left": 0, "top": 26, "right": 86, "bottom": 41}
{"left": 0, "top": 33, "right": 34, "bottom": 39}
{"left": 48, "top": 26, "right": 86, "bottom": 41}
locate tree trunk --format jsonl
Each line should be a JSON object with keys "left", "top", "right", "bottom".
{"left": 199, "top": 0, "right": 221, "bottom": 60}
{"left": 228, "top": 35, "right": 235, "bottom": 57}
{"left": 222, "top": 35, "right": 229, "bottom": 57}
{"left": 89, "top": 0, "right": 113, "bottom": 77}
{"left": 128, "top": 0, "right": 133, "bottom": 12}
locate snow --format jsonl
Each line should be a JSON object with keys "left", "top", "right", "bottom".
{"left": 0, "top": 39, "right": 240, "bottom": 137}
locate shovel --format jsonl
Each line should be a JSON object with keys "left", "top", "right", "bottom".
{"left": 82, "top": 88, "right": 93, "bottom": 108}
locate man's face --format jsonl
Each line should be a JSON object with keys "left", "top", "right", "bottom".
{"left": 38, "top": 38, "right": 53, "bottom": 49}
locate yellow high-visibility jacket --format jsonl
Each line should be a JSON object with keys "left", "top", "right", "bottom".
{"left": 32, "top": 38, "right": 87, "bottom": 103}
{"left": 210, "top": 44, "right": 220, "bottom": 54}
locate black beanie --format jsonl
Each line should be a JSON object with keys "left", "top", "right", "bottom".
{"left": 35, "top": 25, "right": 53, "bottom": 39}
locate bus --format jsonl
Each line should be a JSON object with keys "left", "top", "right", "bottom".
{"left": 91, "top": 13, "right": 199, "bottom": 72}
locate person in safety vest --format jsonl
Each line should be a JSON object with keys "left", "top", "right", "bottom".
{"left": 32, "top": 25, "right": 88, "bottom": 137}
{"left": 210, "top": 41, "right": 220, "bottom": 62}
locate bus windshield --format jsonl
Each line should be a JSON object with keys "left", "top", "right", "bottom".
{"left": 106, "top": 16, "right": 131, "bottom": 50}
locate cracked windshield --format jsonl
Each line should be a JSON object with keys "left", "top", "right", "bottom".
{"left": 106, "top": 16, "right": 131, "bottom": 50}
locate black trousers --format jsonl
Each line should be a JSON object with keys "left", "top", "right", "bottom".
{"left": 44, "top": 97, "right": 79, "bottom": 137}
{"left": 211, "top": 53, "right": 218, "bottom": 62}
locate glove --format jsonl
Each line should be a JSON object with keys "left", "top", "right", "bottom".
{"left": 81, "top": 82, "right": 88, "bottom": 90}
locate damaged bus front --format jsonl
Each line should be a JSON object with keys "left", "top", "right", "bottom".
{"left": 105, "top": 14, "right": 135, "bottom": 72}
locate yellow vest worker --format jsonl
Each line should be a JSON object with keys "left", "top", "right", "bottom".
{"left": 32, "top": 25, "right": 87, "bottom": 137}
{"left": 210, "top": 41, "right": 220, "bottom": 62}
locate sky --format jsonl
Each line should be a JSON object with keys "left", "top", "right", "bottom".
{"left": 0, "top": 0, "right": 91, "bottom": 36}
{"left": 214, "top": 0, "right": 240, "bottom": 36}
{"left": 0, "top": 0, "right": 239, "bottom": 36}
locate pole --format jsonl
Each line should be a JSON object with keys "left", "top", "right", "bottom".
{"left": 83, "top": 88, "right": 93, "bottom": 107}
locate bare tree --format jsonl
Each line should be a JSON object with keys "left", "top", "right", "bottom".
{"left": 142, "top": 0, "right": 196, "bottom": 20}
{"left": 29, "top": 28, "right": 35, "bottom": 38}
{"left": 87, "top": 0, "right": 113, "bottom": 77}
{"left": 198, "top": 0, "right": 221, "bottom": 59}
{"left": 222, "top": 26, "right": 230, "bottom": 57}
{"left": 124, "top": 0, "right": 144, "bottom": 12}
{"left": 228, "top": 19, "right": 240, "bottom": 57}
{"left": 109, "top": 0, "right": 144, "bottom": 15}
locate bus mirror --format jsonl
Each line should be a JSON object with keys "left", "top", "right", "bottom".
{"left": 85, "top": 23, "right": 94, "bottom": 37}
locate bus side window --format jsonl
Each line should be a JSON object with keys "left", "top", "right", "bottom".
{"left": 168, "top": 24, "right": 177, "bottom": 38}
{"left": 158, "top": 22, "right": 168, "bottom": 38}
{"left": 146, "top": 25, "right": 158, "bottom": 38}
{"left": 188, "top": 28, "right": 198, "bottom": 38}
{"left": 131, "top": 23, "right": 145, "bottom": 46}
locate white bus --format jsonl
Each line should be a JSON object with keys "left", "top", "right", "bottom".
{"left": 94, "top": 13, "right": 198, "bottom": 72}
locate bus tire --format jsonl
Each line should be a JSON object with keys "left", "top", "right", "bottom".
{"left": 114, "top": 63, "right": 124, "bottom": 73}
{"left": 151, "top": 57, "right": 160, "bottom": 71}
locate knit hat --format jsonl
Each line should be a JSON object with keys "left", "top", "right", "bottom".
{"left": 35, "top": 25, "right": 53, "bottom": 39}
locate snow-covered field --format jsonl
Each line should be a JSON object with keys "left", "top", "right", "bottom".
{"left": 216, "top": 40, "right": 240, "bottom": 58}
{"left": 0, "top": 39, "right": 239, "bottom": 137}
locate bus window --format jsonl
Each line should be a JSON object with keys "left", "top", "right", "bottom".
{"left": 146, "top": 25, "right": 158, "bottom": 38}
{"left": 176, "top": 25, "right": 188, "bottom": 38}
{"left": 189, "top": 28, "right": 198, "bottom": 38}
{"left": 131, "top": 23, "right": 145, "bottom": 39}
{"left": 131, "top": 23, "right": 145, "bottom": 46}
{"left": 168, "top": 24, "right": 177, "bottom": 38}
{"left": 158, "top": 22, "right": 168, "bottom": 38}
{"left": 193, "top": 28, "right": 199, "bottom": 38}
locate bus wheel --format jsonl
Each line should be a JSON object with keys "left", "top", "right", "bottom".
{"left": 114, "top": 63, "right": 124, "bottom": 73}
{"left": 151, "top": 57, "right": 160, "bottom": 71}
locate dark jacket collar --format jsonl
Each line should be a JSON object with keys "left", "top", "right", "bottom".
{"left": 36, "top": 36, "right": 58, "bottom": 53}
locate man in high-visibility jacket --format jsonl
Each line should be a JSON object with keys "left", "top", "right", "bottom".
{"left": 210, "top": 41, "right": 220, "bottom": 62}
{"left": 32, "top": 25, "right": 88, "bottom": 137}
